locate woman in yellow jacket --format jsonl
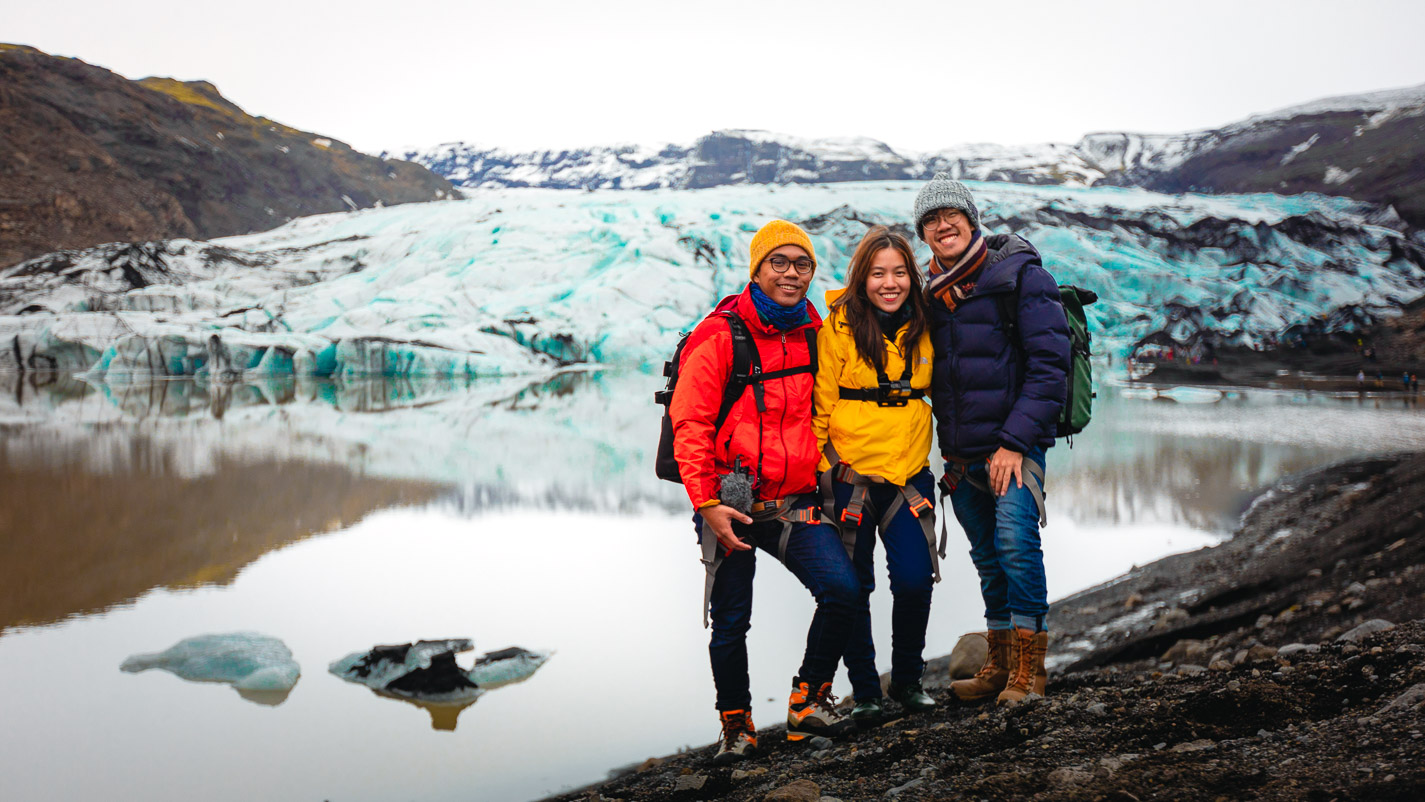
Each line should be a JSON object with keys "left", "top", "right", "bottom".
{"left": 814, "top": 225, "right": 939, "bottom": 723}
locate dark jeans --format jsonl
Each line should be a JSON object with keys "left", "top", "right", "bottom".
{"left": 831, "top": 468, "right": 936, "bottom": 700}
{"left": 694, "top": 497, "right": 859, "bottom": 712}
{"left": 948, "top": 446, "right": 1049, "bottom": 632}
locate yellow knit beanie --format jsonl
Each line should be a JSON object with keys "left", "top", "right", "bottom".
{"left": 749, "top": 219, "right": 816, "bottom": 278}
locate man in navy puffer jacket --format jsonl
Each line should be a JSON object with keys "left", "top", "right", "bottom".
{"left": 914, "top": 174, "right": 1070, "bottom": 706}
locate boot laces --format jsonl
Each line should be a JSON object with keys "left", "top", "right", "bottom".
{"left": 720, "top": 711, "right": 752, "bottom": 746}
{"left": 975, "top": 634, "right": 1008, "bottom": 679}
{"left": 1009, "top": 631, "right": 1045, "bottom": 689}
{"left": 812, "top": 683, "right": 840, "bottom": 711}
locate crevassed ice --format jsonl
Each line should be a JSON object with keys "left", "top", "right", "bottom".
{"left": 1, "top": 181, "right": 1419, "bottom": 380}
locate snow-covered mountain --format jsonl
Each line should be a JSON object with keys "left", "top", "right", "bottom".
{"left": 388, "top": 83, "right": 1425, "bottom": 226}
{"left": 384, "top": 130, "right": 1107, "bottom": 193}
{"left": 2, "top": 182, "right": 1421, "bottom": 381}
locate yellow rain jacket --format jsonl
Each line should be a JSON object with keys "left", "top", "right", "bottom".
{"left": 813, "top": 288, "right": 934, "bottom": 487}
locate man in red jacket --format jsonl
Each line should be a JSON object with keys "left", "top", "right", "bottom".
{"left": 671, "top": 219, "right": 858, "bottom": 764}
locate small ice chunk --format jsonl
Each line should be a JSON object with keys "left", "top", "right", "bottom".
{"left": 1158, "top": 387, "right": 1223, "bottom": 404}
{"left": 330, "top": 640, "right": 552, "bottom": 703}
{"left": 330, "top": 638, "right": 483, "bottom": 704}
{"left": 121, "top": 632, "right": 300, "bottom": 698}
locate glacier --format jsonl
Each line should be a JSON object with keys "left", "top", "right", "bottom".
{"left": 120, "top": 632, "right": 300, "bottom": 704}
{"left": 2, "top": 181, "right": 1423, "bottom": 380}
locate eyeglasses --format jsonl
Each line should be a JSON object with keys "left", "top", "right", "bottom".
{"left": 764, "top": 255, "right": 815, "bottom": 275}
{"left": 919, "top": 209, "right": 966, "bottom": 231}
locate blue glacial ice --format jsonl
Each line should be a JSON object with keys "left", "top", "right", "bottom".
{"left": 2, "top": 182, "right": 1421, "bottom": 379}
{"left": 120, "top": 632, "right": 300, "bottom": 703}
{"left": 467, "top": 646, "right": 554, "bottom": 690}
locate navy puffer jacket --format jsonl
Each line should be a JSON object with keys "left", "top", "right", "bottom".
{"left": 929, "top": 234, "right": 1070, "bottom": 460}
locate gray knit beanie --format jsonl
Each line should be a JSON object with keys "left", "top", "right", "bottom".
{"left": 912, "top": 173, "right": 980, "bottom": 239}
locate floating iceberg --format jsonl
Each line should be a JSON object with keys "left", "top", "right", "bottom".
{"left": 329, "top": 639, "right": 551, "bottom": 731}
{"left": 329, "top": 639, "right": 550, "bottom": 705}
{"left": 1159, "top": 387, "right": 1225, "bottom": 404}
{"left": 120, "top": 632, "right": 300, "bottom": 705}
{"left": 330, "top": 638, "right": 484, "bottom": 705}
{"left": 1118, "top": 386, "right": 1225, "bottom": 404}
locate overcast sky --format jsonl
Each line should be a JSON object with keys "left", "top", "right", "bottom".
{"left": 7, "top": 0, "right": 1425, "bottom": 154}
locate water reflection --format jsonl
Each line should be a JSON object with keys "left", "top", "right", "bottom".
{"left": 382, "top": 692, "right": 480, "bottom": 731}
{"left": 4, "top": 371, "right": 1425, "bottom": 635}
{"left": 0, "top": 449, "right": 443, "bottom": 632}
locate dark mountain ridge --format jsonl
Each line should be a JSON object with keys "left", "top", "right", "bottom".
{"left": 0, "top": 44, "right": 453, "bottom": 269}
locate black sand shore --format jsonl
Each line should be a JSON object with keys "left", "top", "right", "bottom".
{"left": 547, "top": 453, "right": 1425, "bottom": 802}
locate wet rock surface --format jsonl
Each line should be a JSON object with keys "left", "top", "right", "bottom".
{"left": 549, "top": 453, "right": 1425, "bottom": 801}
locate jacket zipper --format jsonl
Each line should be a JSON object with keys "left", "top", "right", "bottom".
{"left": 949, "top": 308, "right": 961, "bottom": 457}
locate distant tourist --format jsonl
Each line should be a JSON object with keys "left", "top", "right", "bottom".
{"left": 1413, "top": 374, "right": 1420, "bottom": 393}
{"left": 915, "top": 174, "right": 1071, "bottom": 705}
{"left": 668, "top": 219, "right": 856, "bottom": 764}
{"left": 1404, "top": 371, "right": 1412, "bottom": 391}
{"left": 1358, "top": 370, "right": 1366, "bottom": 389}
{"left": 815, "top": 226, "right": 938, "bottom": 724}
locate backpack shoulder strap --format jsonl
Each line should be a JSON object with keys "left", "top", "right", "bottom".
{"left": 714, "top": 312, "right": 759, "bottom": 430}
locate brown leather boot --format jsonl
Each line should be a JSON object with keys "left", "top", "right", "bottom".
{"left": 997, "top": 627, "right": 1048, "bottom": 705}
{"left": 950, "top": 629, "right": 1013, "bottom": 702}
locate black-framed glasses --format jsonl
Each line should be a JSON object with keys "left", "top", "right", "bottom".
{"left": 765, "top": 255, "right": 815, "bottom": 275}
{"left": 920, "top": 209, "right": 966, "bottom": 231}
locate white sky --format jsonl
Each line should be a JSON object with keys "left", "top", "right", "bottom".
{"left": 7, "top": 0, "right": 1425, "bottom": 154}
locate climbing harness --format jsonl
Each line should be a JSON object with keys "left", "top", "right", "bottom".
{"left": 817, "top": 442, "right": 944, "bottom": 582}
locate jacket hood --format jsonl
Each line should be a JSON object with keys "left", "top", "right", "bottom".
{"left": 971, "top": 234, "right": 1042, "bottom": 296}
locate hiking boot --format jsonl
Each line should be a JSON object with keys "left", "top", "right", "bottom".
{"left": 888, "top": 681, "right": 937, "bottom": 712}
{"left": 849, "top": 696, "right": 884, "bottom": 727}
{"left": 951, "top": 629, "right": 1013, "bottom": 703}
{"left": 713, "top": 709, "right": 757, "bottom": 765}
{"left": 787, "top": 679, "right": 853, "bottom": 741}
{"left": 997, "top": 627, "right": 1049, "bottom": 705}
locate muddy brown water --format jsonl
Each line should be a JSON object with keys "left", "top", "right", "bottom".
{"left": 1, "top": 371, "right": 1422, "bottom": 801}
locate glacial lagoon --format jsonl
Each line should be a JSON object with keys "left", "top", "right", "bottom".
{"left": 2, "top": 370, "right": 1424, "bottom": 802}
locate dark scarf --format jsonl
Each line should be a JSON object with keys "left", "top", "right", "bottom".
{"left": 926, "top": 229, "right": 988, "bottom": 311}
{"left": 748, "top": 282, "right": 810, "bottom": 331}
{"left": 873, "top": 303, "right": 910, "bottom": 339}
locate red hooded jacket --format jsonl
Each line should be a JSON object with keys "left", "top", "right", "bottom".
{"left": 670, "top": 286, "right": 823, "bottom": 510}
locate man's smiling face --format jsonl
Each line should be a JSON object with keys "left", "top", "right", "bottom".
{"left": 922, "top": 209, "right": 974, "bottom": 264}
{"left": 754, "top": 244, "right": 814, "bottom": 306}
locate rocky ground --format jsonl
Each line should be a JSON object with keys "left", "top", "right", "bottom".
{"left": 546, "top": 453, "right": 1425, "bottom": 802}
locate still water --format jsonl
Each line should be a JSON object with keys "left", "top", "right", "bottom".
{"left": 2, "top": 371, "right": 1423, "bottom": 802}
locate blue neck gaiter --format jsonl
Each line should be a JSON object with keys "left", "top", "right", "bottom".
{"left": 748, "top": 282, "right": 811, "bottom": 331}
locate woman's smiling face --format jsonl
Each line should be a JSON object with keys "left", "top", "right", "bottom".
{"left": 864, "top": 247, "right": 910, "bottom": 314}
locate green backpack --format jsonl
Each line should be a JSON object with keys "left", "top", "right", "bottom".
{"left": 998, "top": 284, "right": 1097, "bottom": 440}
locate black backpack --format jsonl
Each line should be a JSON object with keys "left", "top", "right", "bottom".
{"left": 654, "top": 307, "right": 818, "bottom": 484}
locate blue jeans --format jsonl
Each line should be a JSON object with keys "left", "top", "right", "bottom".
{"left": 948, "top": 447, "right": 1049, "bottom": 632}
{"left": 694, "top": 497, "right": 859, "bottom": 712}
{"left": 832, "top": 468, "right": 936, "bottom": 700}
